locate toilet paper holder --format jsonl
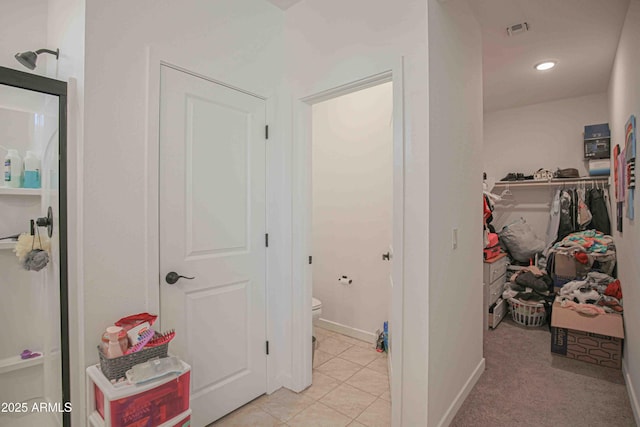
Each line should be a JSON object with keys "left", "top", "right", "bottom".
{"left": 338, "top": 275, "right": 352, "bottom": 285}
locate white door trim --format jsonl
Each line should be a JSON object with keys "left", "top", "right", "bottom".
{"left": 144, "top": 48, "right": 281, "bottom": 396}
{"left": 290, "top": 59, "right": 405, "bottom": 427}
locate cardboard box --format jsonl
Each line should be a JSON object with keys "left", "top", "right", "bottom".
{"left": 584, "top": 123, "right": 610, "bottom": 139}
{"left": 552, "top": 253, "right": 590, "bottom": 290}
{"left": 550, "top": 301, "right": 624, "bottom": 369}
{"left": 553, "top": 253, "right": 585, "bottom": 278}
{"left": 584, "top": 138, "right": 611, "bottom": 159}
{"left": 551, "top": 252, "right": 617, "bottom": 293}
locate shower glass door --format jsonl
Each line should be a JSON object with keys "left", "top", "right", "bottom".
{"left": 0, "top": 67, "right": 69, "bottom": 427}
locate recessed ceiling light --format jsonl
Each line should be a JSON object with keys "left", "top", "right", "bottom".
{"left": 535, "top": 61, "right": 557, "bottom": 71}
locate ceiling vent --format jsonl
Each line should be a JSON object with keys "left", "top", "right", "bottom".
{"left": 506, "top": 22, "right": 529, "bottom": 36}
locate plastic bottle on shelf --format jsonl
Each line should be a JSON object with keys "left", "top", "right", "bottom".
{"left": 4, "top": 149, "right": 23, "bottom": 188}
{"left": 23, "top": 151, "right": 41, "bottom": 189}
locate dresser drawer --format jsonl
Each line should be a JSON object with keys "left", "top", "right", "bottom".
{"left": 483, "top": 256, "right": 508, "bottom": 285}
{"left": 488, "top": 278, "right": 505, "bottom": 307}
{"left": 488, "top": 297, "right": 507, "bottom": 329}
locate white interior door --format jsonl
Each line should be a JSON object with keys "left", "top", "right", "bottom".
{"left": 159, "top": 65, "right": 267, "bottom": 426}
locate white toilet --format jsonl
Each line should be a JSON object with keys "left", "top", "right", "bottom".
{"left": 312, "top": 297, "right": 322, "bottom": 363}
{"left": 312, "top": 297, "right": 322, "bottom": 324}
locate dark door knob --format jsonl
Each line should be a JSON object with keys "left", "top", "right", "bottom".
{"left": 382, "top": 252, "right": 391, "bottom": 261}
{"left": 165, "top": 271, "right": 195, "bottom": 285}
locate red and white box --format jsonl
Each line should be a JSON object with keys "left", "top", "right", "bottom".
{"left": 86, "top": 360, "right": 191, "bottom": 427}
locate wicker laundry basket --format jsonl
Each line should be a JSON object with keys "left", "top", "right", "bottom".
{"left": 507, "top": 298, "right": 546, "bottom": 327}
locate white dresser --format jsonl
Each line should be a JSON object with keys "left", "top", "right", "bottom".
{"left": 483, "top": 254, "right": 508, "bottom": 330}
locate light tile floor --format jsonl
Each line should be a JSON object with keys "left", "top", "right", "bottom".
{"left": 210, "top": 326, "right": 390, "bottom": 427}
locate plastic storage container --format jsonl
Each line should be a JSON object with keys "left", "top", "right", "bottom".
{"left": 4, "top": 149, "right": 22, "bottom": 188}
{"left": 87, "top": 361, "right": 190, "bottom": 427}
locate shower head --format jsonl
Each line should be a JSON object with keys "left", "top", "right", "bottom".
{"left": 14, "top": 48, "right": 59, "bottom": 70}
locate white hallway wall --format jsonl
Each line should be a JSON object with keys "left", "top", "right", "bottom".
{"left": 79, "top": 0, "right": 483, "bottom": 425}
{"left": 83, "top": 0, "right": 288, "bottom": 393}
{"left": 608, "top": 0, "right": 640, "bottom": 422}
{"left": 3, "top": 0, "right": 482, "bottom": 424}
{"left": 287, "top": 0, "right": 484, "bottom": 425}
{"left": 484, "top": 93, "right": 609, "bottom": 238}
{"left": 312, "top": 82, "right": 392, "bottom": 338}
{"left": 284, "top": 1, "right": 430, "bottom": 425}
{"left": 427, "top": 0, "right": 484, "bottom": 425}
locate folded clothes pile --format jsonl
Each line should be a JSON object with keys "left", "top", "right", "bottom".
{"left": 502, "top": 265, "right": 553, "bottom": 303}
{"left": 552, "top": 230, "right": 614, "bottom": 254}
{"left": 557, "top": 271, "right": 623, "bottom": 313}
{"left": 549, "top": 230, "right": 617, "bottom": 276}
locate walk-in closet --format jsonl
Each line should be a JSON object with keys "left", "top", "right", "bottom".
{"left": 454, "top": 0, "right": 639, "bottom": 425}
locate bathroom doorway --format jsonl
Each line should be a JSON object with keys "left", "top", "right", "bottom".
{"left": 291, "top": 67, "right": 404, "bottom": 425}
{"left": 311, "top": 81, "right": 392, "bottom": 345}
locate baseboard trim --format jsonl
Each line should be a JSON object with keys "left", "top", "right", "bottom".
{"left": 270, "top": 373, "right": 291, "bottom": 394}
{"left": 436, "top": 357, "right": 485, "bottom": 427}
{"left": 316, "top": 318, "right": 377, "bottom": 344}
{"left": 623, "top": 361, "right": 640, "bottom": 425}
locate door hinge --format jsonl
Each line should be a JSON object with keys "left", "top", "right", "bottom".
{"left": 265, "top": 125, "right": 269, "bottom": 140}
{"left": 309, "top": 256, "right": 313, "bottom": 265}
{"left": 265, "top": 233, "right": 269, "bottom": 248}
{"left": 266, "top": 340, "right": 270, "bottom": 355}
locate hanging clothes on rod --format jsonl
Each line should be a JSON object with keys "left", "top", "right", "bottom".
{"left": 557, "top": 188, "right": 578, "bottom": 242}
{"left": 551, "top": 182, "right": 612, "bottom": 244}
{"left": 585, "top": 187, "right": 611, "bottom": 235}
{"left": 545, "top": 189, "right": 561, "bottom": 249}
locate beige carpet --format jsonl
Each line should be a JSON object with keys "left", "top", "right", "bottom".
{"left": 452, "top": 317, "right": 637, "bottom": 426}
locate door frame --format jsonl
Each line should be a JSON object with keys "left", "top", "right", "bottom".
{"left": 144, "top": 49, "right": 279, "bottom": 393}
{"left": 0, "top": 66, "right": 70, "bottom": 427}
{"left": 290, "top": 60, "right": 405, "bottom": 425}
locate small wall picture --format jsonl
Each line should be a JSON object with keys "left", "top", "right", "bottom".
{"left": 625, "top": 115, "right": 636, "bottom": 219}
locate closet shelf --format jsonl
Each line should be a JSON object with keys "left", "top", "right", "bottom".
{"left": 0, "top": 241, "right": 16, "bottom": 250}
{"left": 0, "top": 187, "right": 42, "bottom": 196}
{"left": 0, "top": 353, "right": 44, "bottom": 375}
{"left": 493, "top": 177, "right": 610, "bottom": 188}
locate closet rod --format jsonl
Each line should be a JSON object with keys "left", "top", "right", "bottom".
{"left": 492, "top": 177, "right": 610, "bottom": 188}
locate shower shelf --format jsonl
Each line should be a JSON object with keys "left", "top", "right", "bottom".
{"left": 0, "top": 188, "right": 42, "bottom": 196}
{"left": 0, "top": 241, "right": 16, "bottom": 250}
{"left": 0, "top": 353, "right": 44, "bottom": 375}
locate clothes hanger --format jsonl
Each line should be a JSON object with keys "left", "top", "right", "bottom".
{"left": 499, "top": 183, "right": 511, "bottom": 196}
{"left": 499, "top": 183, "right": 514, "bottom": 200}
{"left": 484, "top": 190, "right": 502, "bottom": 202}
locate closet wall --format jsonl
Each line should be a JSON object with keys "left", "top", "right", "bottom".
{"left": 427, "top": 0, "right": 484, "bottom": 424}
{"left": 484, "top": 92, "right": 609, "bottom": 238}
{"left": 608, "top": 0, "right": 640, "bottom": 420}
